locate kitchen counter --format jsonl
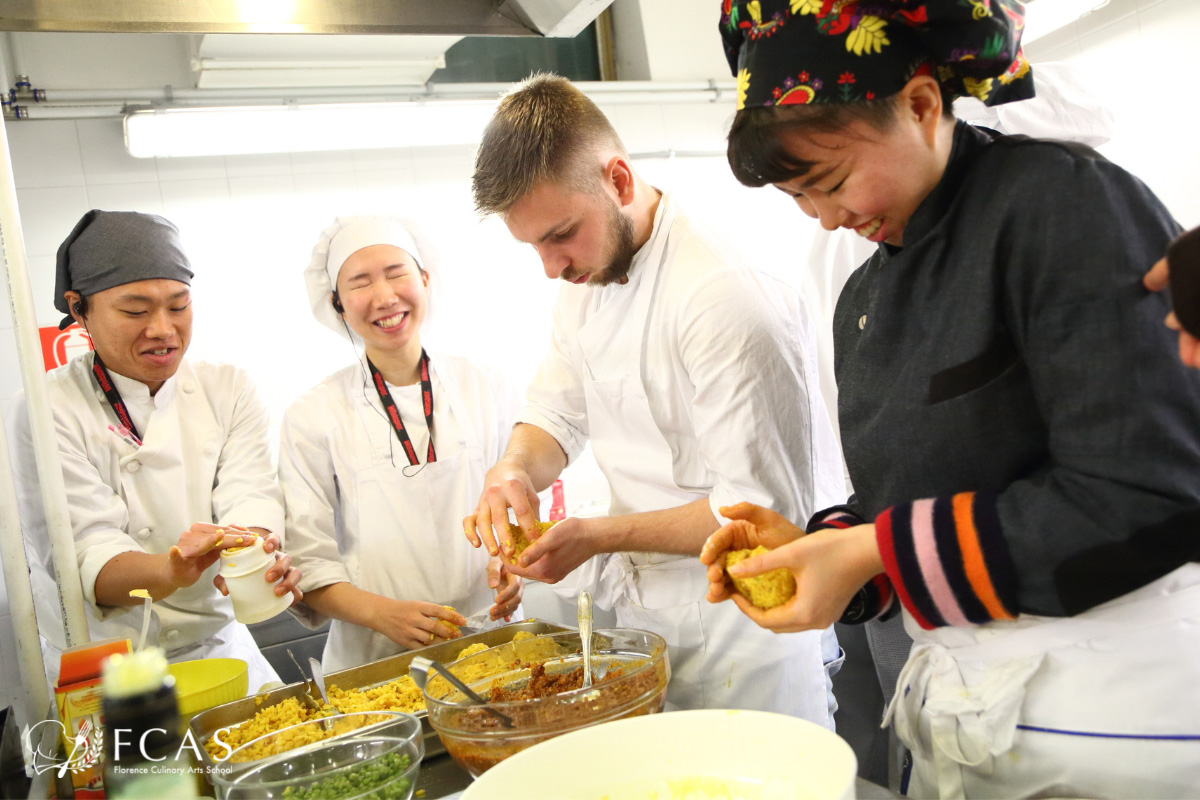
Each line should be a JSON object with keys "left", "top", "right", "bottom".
{"left": 416, "top": 751, "right": 904, "bottom": 799}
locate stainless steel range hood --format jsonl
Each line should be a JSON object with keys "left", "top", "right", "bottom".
{"left": 0, "top": 0, "right": 613, "bottom": 37}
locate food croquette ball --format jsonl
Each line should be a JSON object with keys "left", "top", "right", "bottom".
{"left": 506, "top": 521, "right": 559, "bottom": 565}
{"left": 725, "top": 546, "right": 796, "bottom": 609}
{"left": 437, "top": 605, "right": 460, "bottom": 637}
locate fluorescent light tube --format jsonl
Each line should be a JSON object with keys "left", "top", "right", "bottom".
{"left": 124, "top": 100, "right": 498, "bottom": 158}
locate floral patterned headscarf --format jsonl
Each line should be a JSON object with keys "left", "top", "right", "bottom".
{"left": 721, "top": 0, "right": 1035, "bottom": 110}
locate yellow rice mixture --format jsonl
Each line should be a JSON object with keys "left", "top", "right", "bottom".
{"left": 205, "top": 633, "right": 552, "bottom": 762}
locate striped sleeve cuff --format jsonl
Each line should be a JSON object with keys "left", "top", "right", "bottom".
{"left": 839, "top": 574, "right": 899, "bottom": 625}
{"left": 875, "top": 492, "right": 1018, "bottom": 630}
{"left": 807, "top": 505, "right": 866, "bottom": 533}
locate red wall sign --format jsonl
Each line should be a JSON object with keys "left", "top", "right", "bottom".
{"left": 39, "top": 324, "right": 93, "bottom": 372}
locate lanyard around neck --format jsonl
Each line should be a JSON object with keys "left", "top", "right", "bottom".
{"left": 91, "top": 353, "right": 142, "bottom": 444}
{"left": 367, "top": 350, "right": 436, "bottom": 467}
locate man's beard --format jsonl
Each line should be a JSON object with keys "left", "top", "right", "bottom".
{"left": 562, "top": 198, "right": 637, "bottom": 287}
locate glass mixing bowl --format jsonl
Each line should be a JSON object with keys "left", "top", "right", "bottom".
{"left": 212, "top": 711, "right": 422, "bottom": 799}
{"left": 423, "top": 628, "right": 669, "bottom": 777}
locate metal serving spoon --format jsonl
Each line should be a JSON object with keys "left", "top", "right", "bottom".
{"left": 285, "top": 649, "right": 325, "bottom": 713}
{"left": 409, "top": 656, "right": 514, "bottom": 729}
{"left": 309, "top": 657, "right": 339, "bottom": 709}
{"left": 578, "top": 591, "right": 594, "bottom": 689}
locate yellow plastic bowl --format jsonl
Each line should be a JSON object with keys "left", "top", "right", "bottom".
{"left": 168, "top": 658, "right": 249, "bottom": 719}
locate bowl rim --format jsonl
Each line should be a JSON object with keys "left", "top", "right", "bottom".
{"left": 216, "top": 710, "right": 422, "bottom": 767}
{"left": 169, "top": 657, "right": 247, "bottom": 688}
{"left": 421, "top": 628, "right": 668, "bottom": 713}
{"left": 461, "top": 708, "right": 858, "bottom": 799}
{"left": 215, "top": 734, "right": 422, "bottom": 796}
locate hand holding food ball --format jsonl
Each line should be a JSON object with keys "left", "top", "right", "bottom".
{"left": 701, "top": 503, "right": 885, "bottom": 633}
{"left": 368, "top": 598, "right": 466, "bottom": 651}
{"left": 700, "top": 502, "right": 804, "bottom": 604}
{"left": 504, "top": 521, "right": 559, "bottom": 566}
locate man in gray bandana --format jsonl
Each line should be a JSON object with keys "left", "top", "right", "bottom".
{"left": 9, "top": 210, "right": 300, "bottom": 692}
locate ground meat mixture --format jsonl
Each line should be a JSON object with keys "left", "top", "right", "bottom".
{"left": 487, "top": 663, "right": 620, "bottom": 702}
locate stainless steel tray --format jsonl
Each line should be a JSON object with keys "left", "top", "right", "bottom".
{"left": 190, "top": 619, "right": 570, "bottom": 776}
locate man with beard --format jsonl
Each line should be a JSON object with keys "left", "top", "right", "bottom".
{"left": 464, "top": 75, "right": 846, "bottom": 722}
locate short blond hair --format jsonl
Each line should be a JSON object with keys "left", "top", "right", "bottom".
{"left": 473, "top": 74, "right": 626, "bottom": 216}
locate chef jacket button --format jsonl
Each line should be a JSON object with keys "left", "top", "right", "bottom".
{"left": 126, "top": 460, "right": 141, "bottom": 473}
{"left": 182, "top": 381, "right": 195, "bottom": 393}
{"left": 136, "top": 527, "right": 151, "bottom": 539}
{"left": 165, "top": 629, "right": 180, "bottom": 645}
{"left": 858, "top": 314, "right": 867, "bottom": 330}
{"left": 204, "top": 441, "right": 219, "bottom": 457}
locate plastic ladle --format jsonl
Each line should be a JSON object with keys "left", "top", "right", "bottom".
{"left": 409, "top": 656, "right": 514, "bottom": 729}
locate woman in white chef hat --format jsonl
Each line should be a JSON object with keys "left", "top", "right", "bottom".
{"left": 280, "top": 216, "right": 524, "bottom": 671}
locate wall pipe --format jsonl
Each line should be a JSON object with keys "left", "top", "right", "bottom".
{"left": 0, "top": 112, "right": 91, "bottom": 651}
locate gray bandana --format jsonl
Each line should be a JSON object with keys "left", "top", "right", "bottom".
{"left": 55, "top": 210, "right": 194, "bottom": 329}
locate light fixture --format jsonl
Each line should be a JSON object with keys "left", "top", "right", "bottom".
{"left": 1022, "top": 0, "right": 1110, "bottom": 45}
{"left": 124, "top": 99, "right": 499, "bottom": 158}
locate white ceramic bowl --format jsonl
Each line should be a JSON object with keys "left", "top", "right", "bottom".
{"left": 461, "top": 708, "right": 857, "bottom": 800}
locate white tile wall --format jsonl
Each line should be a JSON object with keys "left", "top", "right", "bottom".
{"left": 5, "top": 120, "right": 85, "bottom": 190}
{"left": 225, "top": 152, "right": 293, "bottom": 178}
{"left": 13, "top": 186, "right": 91, "bottom": 258}
{"left": 352, "top": 147, "right": 417, "bottom": 175}
{"left": 75, "top": 118, "right": 159, "bottom": 185}
{"left": 1026, "top": 0, "right": 1200, "bottom": 228}
{"left": 291, "top": 150, "right": 357, "bottom": 176}
{"left": 154, "top": 155, "right": 227, "bottom": 183}
{"left": 85, "top": 181, "right": 165, "bottom": 215}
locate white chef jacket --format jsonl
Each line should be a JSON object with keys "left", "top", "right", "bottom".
{"left": 517, "top": 191, "right": 846, "bottom": 722}
{"left": 279, "top": 351, "right": 520, "bottom": 672}
{"left": 9, "top": 354, "right": 284, "bottom": 687}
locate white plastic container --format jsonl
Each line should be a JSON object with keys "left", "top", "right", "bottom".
{"left": 218, "top": 539, "right": 294, "bottom": 625}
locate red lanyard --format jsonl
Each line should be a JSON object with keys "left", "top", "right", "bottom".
{"left": 367, "top": 350, "right": 436, "bottom": 466}
{"left": 91, "top": 354, "right": 142, "bottom": 443}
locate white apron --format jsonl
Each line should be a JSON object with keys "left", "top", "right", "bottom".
{"left": 885, "top": 563, "right": 1200, "bottom": 799}
{"left": 322, "top": 365, "right": 503, "bottom": 673}
{"left": 38, "top": 365, "right": 278, "bottom": 693}
{"left": 578, "top": 198, "right": 837, "bottom": 726}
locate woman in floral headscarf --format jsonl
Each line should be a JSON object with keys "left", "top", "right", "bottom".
{"left": 700, "top": 2, "right": 1200, "bottom": 797}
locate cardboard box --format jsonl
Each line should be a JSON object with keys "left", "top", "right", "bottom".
{"left": 53, "top": 638, "right": 131, "bottom": 799}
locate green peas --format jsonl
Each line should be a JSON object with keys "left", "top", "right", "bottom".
{"left": 281, "top": 752, "right": 413, "bottom": 800}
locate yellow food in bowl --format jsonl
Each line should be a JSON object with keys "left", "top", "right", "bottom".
{"left": 506, "top": 521, "right": 558, "bottom": 566}
{"left": 456, "top": 642, "right": 490, "bottom": 660}
{"left": 204, "top": 697, "right": 329, "bottom": 760}
{"left": 206, "top": 635, "right": 566, "bottom": 762}
{"left": 725, "top": 547, "right": 795, "bottom": 609}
